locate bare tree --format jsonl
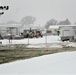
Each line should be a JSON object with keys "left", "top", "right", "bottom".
{"left": 45, "top": 19, "right": 57, "bottom": 29}
{"left": 20, "top": 16, "right": 36, "bottom": 25}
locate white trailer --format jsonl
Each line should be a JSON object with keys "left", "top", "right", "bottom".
{"left": 59, "top": 25, "right": 76, "bottom": 42}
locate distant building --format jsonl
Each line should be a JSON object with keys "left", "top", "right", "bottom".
{"left": 19, "top": 24, "right": 44, "bottom": 38}
{"left": 0, "top": 24, "right": 44, "bottom": 39}
{"left": 0, "top": 24, "right": 22, "bottom": 39}
{"left": 20, "top": 24, "right": 43, "bottom": 34}
{"left": 47, "top": 25, "right": 59, "bottom": 35}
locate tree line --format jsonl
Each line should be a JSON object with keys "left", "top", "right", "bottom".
{"left": 45, "top": 18, "right": 71, "bottom": 29}
{"left": 1, "top": 16, "right": 76, "bottom": 29}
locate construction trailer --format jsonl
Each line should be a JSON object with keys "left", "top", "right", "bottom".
{"left": 0, "top": 24, "right": 22, "bottom": 39}
{"left": 59, "top": 25, "right": 76, "bottom": 42}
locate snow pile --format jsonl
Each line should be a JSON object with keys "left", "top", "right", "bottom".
{"left": 27, "top": 43, "right": 63, "bottom": 48}
{"left": 49, "top": 44, "right": 63, "bottom": 48}
{"left": 66, "top": 42, "right": 76, "bottom": 47}
{"left": 0, "top": 51, "right": 76, "bottom": 74}
{"left": 27, "top": 44, "right": 46, "bottom": 48}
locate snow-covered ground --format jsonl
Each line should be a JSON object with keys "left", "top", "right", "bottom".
{"left": 0, "top": 35, "right": 76, "bottom": 74}
{"left": 0, "top": 51, "right": 76, "bottom": 74}
{"left": 0, "top": 35, "right": 76, "bottom": 48}
{"left": 0, "top": 35, "right": 60, "bottom": 44}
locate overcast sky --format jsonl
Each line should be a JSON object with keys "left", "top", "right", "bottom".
{"left": 0, "top": 0, "right": 76, "bottom": 25}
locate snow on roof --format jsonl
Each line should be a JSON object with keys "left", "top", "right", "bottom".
{"left": 58, "top": 25, "right": 76, "bottom": 27}
{"left": 23, "top": 24, "right": 41, "bottom": 30}
{"left": 0, "top": 24, "right": 22, "bottom": 28}
{"left": 49, "top": 25, "right": 76, "bottom": 29}
{"left": 49, "top": 25, "right": 59, "bottom": 29}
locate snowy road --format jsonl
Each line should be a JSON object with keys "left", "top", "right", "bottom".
{"left": 0, "top": 51, "right": 76, "bottom": 74}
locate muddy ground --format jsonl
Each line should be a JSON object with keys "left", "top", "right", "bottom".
{"left": 0, "top": 44, "right": 76, "bottom": 64}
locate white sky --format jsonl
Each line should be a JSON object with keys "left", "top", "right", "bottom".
{"left": 0, "top": 0, "right": 76, "bottom": 25}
